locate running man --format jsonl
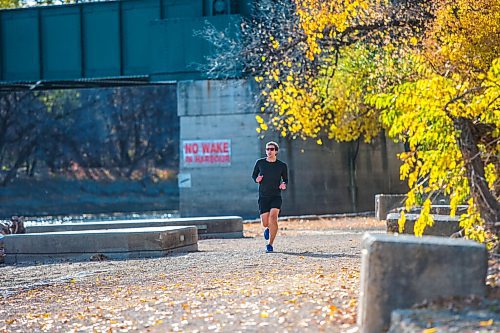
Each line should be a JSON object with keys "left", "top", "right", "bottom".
{"left": 251, "top": 141, "right": 288, "bottom": 252}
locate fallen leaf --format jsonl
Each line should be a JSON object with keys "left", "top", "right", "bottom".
{"left": 422, "top": 328, "right": 438, "bottom": 333}
{"left": 480, "top": 319, "right": 493, "bottom": 326}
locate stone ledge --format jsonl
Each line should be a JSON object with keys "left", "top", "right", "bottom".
{"left": 388, "top": 299, "right": 500, "bottom": 332}
{"left": 386, "top": 213, "right": 461, "bottom": 236}
{"left": 375, "top": 194, "right": 406, "bottom": 220}
{"left": 26, "top": 216, "right": 243, "bottom": 239}
{"left": 358, "top": 233, "right": 487, "bottom": 333}
{"left": 395, "top": 205, "right": 469, "bottom": 216}
{"left": 3, "top": 226, "right": 198, "bottom": 264}
{"left": 0, "top": 235, "right": 4, "bottom": 264}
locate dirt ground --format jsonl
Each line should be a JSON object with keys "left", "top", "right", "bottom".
{"left": 0, "top": 217, "right": 386, "bottom": 332}
{"left": 244, "top": 216, "right": 385, "bottom": 237}
{"left": 0, "top": 217, "right": 496, "bottom": 332}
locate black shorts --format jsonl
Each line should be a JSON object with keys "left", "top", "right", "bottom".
{"left": 258, "top": 196, "right": 282, "bottom": 214}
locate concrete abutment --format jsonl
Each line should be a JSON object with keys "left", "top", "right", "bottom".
{"left": 176, "top": 79, "right": 407, "bottom": 218}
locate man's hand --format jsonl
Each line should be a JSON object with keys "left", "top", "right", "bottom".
{"left": 256, "top": 175, "right": 263, "bottom": 183}
{"left": 279, "top": 182, "right": 286, "bottom": 190}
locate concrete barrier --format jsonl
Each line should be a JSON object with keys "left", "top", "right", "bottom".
{"left": 375, "top": 194, "right": 406, "bottom": 220}
{"left": 386, "top": 213, "right": 461, "bottom": 236}
{"left": 26, "top": 216, "right": 244, "bottom": 239}
{"left": 401, "top": 205, "right": 468, "bottom": 216}
{"left": 358, "top": 233, "right": 487, "bottom": 333}
{"left": 3, "top": 226, "right": 198, "bottom": 264}
{"left": 0, "top": 235, "right": 4, "bottom": 264}
{"left": 388, "top": 303, "right": 500, "bottom": 332}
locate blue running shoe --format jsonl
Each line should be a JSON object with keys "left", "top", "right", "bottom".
{"left": 266, "top": 244, "right": 273, "bottom": 253}
{"left": 263, "top": 228, "right": 270, "bottom": 240}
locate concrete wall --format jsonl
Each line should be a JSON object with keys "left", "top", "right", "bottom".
{"left": 177, "top": 80, "right": 260, "bottom": 218}
{"left": 273, "top": 135, "right": 406, "bottom": 216}
{"left": 177, "top": 79, "right": 407, "bottom": 219}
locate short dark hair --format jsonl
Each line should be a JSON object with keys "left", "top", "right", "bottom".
{"left": 266, "top": 141, "right": 279, "bottom": 151}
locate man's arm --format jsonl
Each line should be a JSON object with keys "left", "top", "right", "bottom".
{"left": 252, "top": 161, "right": 260, "bottom": 183}
{"left": 281, "top": 163, "right": 289, "bottom": 184}
{"left": 279, "top": 163, "right": 288, "bottom": 190}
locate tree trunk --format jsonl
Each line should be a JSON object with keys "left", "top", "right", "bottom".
{"left": 455, "top": 117, "right": 500, "bottom": 235}
{"left": 1, "top": 143, "right": 36, "bottom": 187}
{"left": 347, "top": 140, "right": 360, "bottom": 212}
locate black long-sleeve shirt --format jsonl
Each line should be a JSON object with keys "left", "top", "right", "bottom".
{"left": 252, "top": 158, "right": 288, "bottom": 197}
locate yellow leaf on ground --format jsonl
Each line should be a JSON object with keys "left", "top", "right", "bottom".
{"left": 480, "top": 319, "right": 493, "bottom": 326}
{"left": 422, "top": 328, "right": 438, "bottom": 333}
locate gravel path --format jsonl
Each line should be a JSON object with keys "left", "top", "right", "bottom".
{"left": 0, "top": 218, "right": 383, "bottom": 332}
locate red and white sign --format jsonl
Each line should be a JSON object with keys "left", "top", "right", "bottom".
{"left": 182, "top": 139, "right": 231, "bottom": 167}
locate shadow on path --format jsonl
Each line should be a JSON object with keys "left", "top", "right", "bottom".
{"left": 277, "top": 251, "right": 359, "bottom": 259}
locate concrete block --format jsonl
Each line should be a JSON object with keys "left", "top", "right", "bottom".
{"left": 3, "top": 226, "right": 198, "bottom": 264}
{"left": 358, "top": 233, "right": 487, "bottom": 333}
{"left": 375, "top": 194, "right": 406, "bottom": 220}
{"left": 404, "top": 205, "right": 469, "bottom": 216}
{"left": 386, "top": 213, "right": 461, "bottom": 236}
{"left": 388, "top": 303, "right": 500, "bottom": 333}
{"left": 26, "top": 216, "right": 243, "bottom": 239}
{"left": 0, "top": 235, "right": 4, "bottom": 264}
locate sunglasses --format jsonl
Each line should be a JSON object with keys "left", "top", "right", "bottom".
{"left": 266, "top": 147, "right": 276, "bottom": 151}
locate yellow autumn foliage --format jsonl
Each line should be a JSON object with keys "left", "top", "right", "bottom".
{"left": 254, "top": 0, "right": 499, "bottom": 240}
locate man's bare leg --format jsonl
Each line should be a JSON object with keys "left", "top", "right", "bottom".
{"left": 260, "top": 212, "right": 270, "bottom": 230}
{"left": 268, "top": 208, "right": 280, "bottom": 245}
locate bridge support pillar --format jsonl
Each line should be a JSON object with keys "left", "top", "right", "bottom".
{"left": 176, "top": 79, "right": 408, "bottom": 219}
{"left": 177, "top": 79, "right": 260, "bottom": 218}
